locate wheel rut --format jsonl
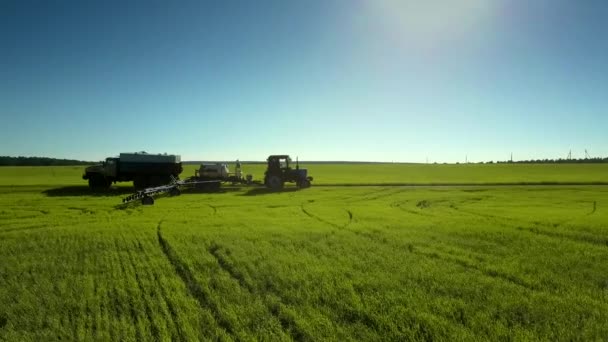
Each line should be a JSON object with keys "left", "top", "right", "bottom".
{"left": 131, "top": 235, "right": 185, "bottom": 341}
{"left": 412, "top": 249, "right": 538, "bottom": 291}
{"left": 300, "top": 204, "right": 353, "bottom": 229}
{"left": 450, "top": 206, "right": 608, "bottom": 248}
{"left": 122, "top": 234, "right": 161, "bottom": 341}
{"left": 208, "top": 242, "right": 311, "bottom": 342}
{"left": 156, "top": 220, "right": 235, "bottom": 336}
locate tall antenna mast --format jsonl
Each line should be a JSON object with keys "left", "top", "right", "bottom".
{"left": 510, "top": 152, "right": 513, "bottom": 163}
{"left": 585, "top": 149, "right": 590, "bottom": 159}
{"left": 567, "top": 150, "right": 572, "bottom": 160}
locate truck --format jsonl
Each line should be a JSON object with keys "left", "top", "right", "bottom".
{"left": 83, "top": 152, "right": 183, "bottom": 190}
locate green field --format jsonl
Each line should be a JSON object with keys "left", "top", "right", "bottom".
{"left": 1, "top": 164, "right": 608, "bottom": 340}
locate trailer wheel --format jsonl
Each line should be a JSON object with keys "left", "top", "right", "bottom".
{"left": 169, "top": 187, "right": 181, "bottom": 196}
{"left": 141, "top": 196, "right": 154, "bottom": 205}
{"left": 266, "top": 175, "right": 284, "bottom": 190}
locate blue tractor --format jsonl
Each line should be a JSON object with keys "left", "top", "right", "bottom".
{"left": 264, "top": 155, "right": 313, "bottom": 190}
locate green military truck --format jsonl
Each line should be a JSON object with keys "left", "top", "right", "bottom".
{"left": 83, "top": 152, "right": 182, "bottom": 190}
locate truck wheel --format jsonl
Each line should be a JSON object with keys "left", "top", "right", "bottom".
{"left": 266, "top": 175, "right": 284, "bottom": 190}
{"left": 89, "top": 175, "right": 110, "bottom": 190}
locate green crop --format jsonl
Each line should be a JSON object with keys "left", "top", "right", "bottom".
{"left": 1, "top": 164, "right": 607, "bottom": 340}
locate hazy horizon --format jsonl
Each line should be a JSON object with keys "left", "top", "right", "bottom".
{"left": 2, "top": 1, "right": 607, "bottom": 163}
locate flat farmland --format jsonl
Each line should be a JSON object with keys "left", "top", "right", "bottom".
{"left": 1, "top": 164, "right": 608, "bottom": 340}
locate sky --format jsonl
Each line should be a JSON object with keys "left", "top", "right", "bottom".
{"left": 1, "top": 0, "right": 607, "bottom": 163}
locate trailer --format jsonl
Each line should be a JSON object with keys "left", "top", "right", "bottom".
{"left": 121, "top": 160, "right": 252, "bottom": 205}
{"left": 121, "top": 177, "right": 222, "bottom": 205}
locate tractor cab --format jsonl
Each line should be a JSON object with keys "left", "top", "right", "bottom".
{"left": 264, "top": 155, "right": 313, "bottom": 190}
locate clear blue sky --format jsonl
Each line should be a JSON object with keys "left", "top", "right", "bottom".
{"left": 1, "top": 0, "right": 607, "bottom": 162}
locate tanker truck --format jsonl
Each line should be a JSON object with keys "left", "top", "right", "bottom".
{"left": 83, "top": 152, "right": 182, "bottom": 190}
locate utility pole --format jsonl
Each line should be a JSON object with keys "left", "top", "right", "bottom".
{"left": 510, "top": 152, "right": 513, "bottom": 163}
{"left": 567, "top": 150, "right": 572, "bottom": 160}
{"left": 585, "top": 149, "right": 590, "bottom": 159}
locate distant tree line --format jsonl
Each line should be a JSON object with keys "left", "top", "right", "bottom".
{"left": 479, "top": 157, "right": 608, "bottom": 164}
{"left": 0, "top": 156, "right": 92, "bottom": 166}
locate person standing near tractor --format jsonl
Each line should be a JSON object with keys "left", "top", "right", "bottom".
{"left": 235, "top": 159, "right": 242, "bottom": 179}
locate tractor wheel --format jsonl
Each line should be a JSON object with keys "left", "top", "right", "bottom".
{"left": 299, "top": 179, "right": 311, "bottom": 188}
{"left": 266, "top": 175, "right": 284, "bottom": 191}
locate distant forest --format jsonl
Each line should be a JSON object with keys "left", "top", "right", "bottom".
{"left": 1, "top": 155, "right": 607, "bottom": 166}
{"left": 0, "top": 156, "right": 92, "bottom": 166}
{"left": 481, "top": 157, "right": 608, "bottom": 164}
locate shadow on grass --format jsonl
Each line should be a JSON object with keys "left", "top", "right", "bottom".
{"left": 241, "top": 187, "right": 300, "bottom": 196}
{"left": 43, "top": 186, "right": 134, "bottom": 197}
{"left": 183, "top": 187, "right": 242, "bottom": 195}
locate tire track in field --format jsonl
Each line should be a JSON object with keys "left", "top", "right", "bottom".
{"left": 300, "top": 205, "right": 341, "bottom": 229}
{"left": 208, "top": 242, "right": 311, "bottom": 342}
{"left": 514, "top": 226, "right": 608, "bottom": 248}
{"left": 346, "top": 210, "right": 353, "bottom": 227}
{"left": 207, "top": 204, "right": 217, "bottom": 215}
{"left": 300, "top": 204, "right": 352, "bottom": 229}
{"left": 131, "top": 238, "right": 185, "bottom": 342}
{"left": 121, "top": 233, "right": 161, "bottom": 341}
{"left": 114, "top": 237, "right": 145, "bottom": 342}
{"left": 411, "top": 249, "right": 538, "bottom": 291}
{"left": 348, "top": 187, "right": 406, "bottom": 203}
{"left": 0, "top": 221, "right": 84, "bottom": 235}
{"left": 590, "top": 201, "right": 597, "bottom": 215}
{"left": 300, "top": 205, "right": 395, "bottom": 247}
{"left": 450, "top": 206, "right": 608, "bottom": 248}
{"left": 389, "top": 200, "right": 443, "bottom": 218}
{"left": 301, "top": 202, "right": 539, "bottom": 293}
{"left": 0, "top": 224, "right": 52, "bottom": 234}
{"left": 156, "top": 220, "right": 236, "bottom": 337}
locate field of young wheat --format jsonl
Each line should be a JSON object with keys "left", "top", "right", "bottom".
{"left": 1, "top": 164, "right": 607, "bottom": 340}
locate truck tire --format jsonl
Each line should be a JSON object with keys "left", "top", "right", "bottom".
{"left": 88, "top": 175, "right": 110, "bottom": 190}
{"left": 266, "top": 175, "right": 284, "bottom": 191}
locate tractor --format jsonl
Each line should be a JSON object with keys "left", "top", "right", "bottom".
{"left": 264, "top": 155, "right": 313, "bottom": 190}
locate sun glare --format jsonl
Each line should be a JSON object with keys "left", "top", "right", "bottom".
{"left": 363, "top": 0, "right": 498, "bottom": 51}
